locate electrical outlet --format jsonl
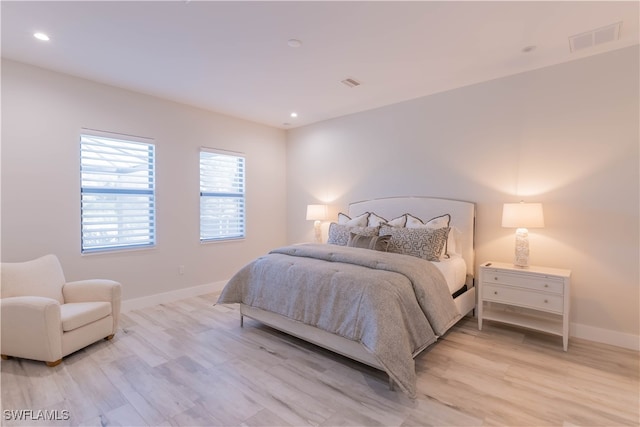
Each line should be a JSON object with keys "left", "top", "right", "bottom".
{"left": 178, "top": 265, "right": 185, "bottom": 275}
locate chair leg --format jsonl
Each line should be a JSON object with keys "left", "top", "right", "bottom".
{"left": 1, "top": 354, "right": 10, "bottom": 360}
{"left": 105, "top": 334, "right": 115, "bottom": 340}
{"left": 45, "top": 359, "right": 62, "bottom": 367}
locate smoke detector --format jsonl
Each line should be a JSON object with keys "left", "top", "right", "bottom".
{"left": 569, "top": 22, "right": 622, "bottom": 53}
{"left": 341, "top": 78, "right": 361, "bottom": 88}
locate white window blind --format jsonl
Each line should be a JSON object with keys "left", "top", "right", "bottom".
{"left": 80, "top": 131, "right": 156, "bottom": 253}
{"left": 200, "top": 149, "right": 245, "bottom": 241}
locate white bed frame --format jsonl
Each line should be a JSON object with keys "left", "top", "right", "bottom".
{"left": 240, "top": 196, "right": 476, "bottom": 374}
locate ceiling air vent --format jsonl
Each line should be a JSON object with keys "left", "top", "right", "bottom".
{"left": 569, "top": 22, "right": 622, "bottom": 53}
{"left": 341, "top": 78, "right": 361, "bottom": 88}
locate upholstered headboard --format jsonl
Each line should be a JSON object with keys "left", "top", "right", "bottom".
{"left": 348, "top": 196, "right": 476, "bottom": 277}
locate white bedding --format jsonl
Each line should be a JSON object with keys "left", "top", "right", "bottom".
{"left": 433, "top": 255, "right": 467, "bottom": 294}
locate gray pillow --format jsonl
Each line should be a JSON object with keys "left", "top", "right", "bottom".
{"left": 328, "top": 223, "right": 379, "bottom": 246}
{"left": 347, "top": 233, "right": 391, "bottom": 252}
{"left": 379, "top": 225, "right": 450, "bottom": 261}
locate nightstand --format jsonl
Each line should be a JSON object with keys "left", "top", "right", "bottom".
{"left": 478, "top": 262, "right": 571, "bottom": 351}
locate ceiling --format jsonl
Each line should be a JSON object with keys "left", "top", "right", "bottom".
{"left": 2, "top": 1, "right": 638, "bottom": 129}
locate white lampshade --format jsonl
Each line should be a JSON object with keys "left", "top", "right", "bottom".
{"left": 306, "top": 204, "right": 328, "bottom": 221}
{"left": 502, "top": 202, "right": 544, "bottom": 229}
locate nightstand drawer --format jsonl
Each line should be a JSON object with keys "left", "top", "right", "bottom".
{"left": 482, "top": 284, "right": 564, "bottom": 313}
{"left": 484, "top": 270, "right": 564, "bottom": 294}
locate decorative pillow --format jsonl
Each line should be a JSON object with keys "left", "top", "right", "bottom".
{"left": 405, "top": 214, "right": 452, "bottom": 258}
{"left": 328, "top": 223, "right": 379, "bottom": 246}
{"left": 447, "top": 226, "right": 460, "bottom": 255}
{"left": 337, "top": 212, "right": 369, "bottom": 227}
{"left": 405, "top": 213, "right": 451, "bottom": 229}
{"left": 383, "top": 215, "right": 407, "bottom": 227}
{"left": 367, "top": 212, "right": 388, "bottom": 227}
{"left": 380, "top": 225, "right": 450, "bottom": 261}
{"left": 337, "top": 212, "right": 350, "bottom": 224}
{"left": 347, "top": 233, "right": 391, "bottom": 252}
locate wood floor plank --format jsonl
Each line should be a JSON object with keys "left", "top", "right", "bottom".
{"left": 211, "top": 357, "right": 326, "bottom": 426}
{"left": 50, "top": 367, "right": 103, "bottom": 425}
{"left": 101, "top": 403, "right": 149, "bottom": 427}
{"left": 1, "top": 293, "right": 638, "bottom": 427}
{"left": 400, "top": 395, "right": 483, "bottom": 427}
{"left": 241, "top": 408, "right": 294, "bottom": 427}
{"left": 65, "top": 355, "right": 128, "bottom": 415}
{"left": 105, "top": 364, "right": 170, "bottom": 426}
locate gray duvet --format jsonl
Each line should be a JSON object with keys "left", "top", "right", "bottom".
{"left": 217, "top": 243, "right": 461, "bottom": 397}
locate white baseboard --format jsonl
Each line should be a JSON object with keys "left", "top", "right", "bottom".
{"left": 571, "top": 322, "right": 640, "bottom": 351}
{"left": 121, "top": 280, "right": 227, "bottom": 313}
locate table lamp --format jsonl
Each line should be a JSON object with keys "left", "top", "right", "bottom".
{"left": 502, "top": 202, "right": 544, "bottom": 267}
{"left": 306, "top": 204, "right": 328, "bottom": 243}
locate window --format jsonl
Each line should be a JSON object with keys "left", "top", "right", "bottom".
{"left": 200, "top": 149, "right": 245, "bottom": 241}
{"left": 80, "top": 130, "right": 156, "bottom": 253}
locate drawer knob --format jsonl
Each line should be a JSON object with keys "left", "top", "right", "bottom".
{"left": 544, "top": 299, "right": 548, "bottom": 303}
{"left": 544, "top": 284, "right": 549, "bottom": 288}
{"left": 494, "top": 277, "right": 498, "bottom": 281}
{"left": 494, "top": 291, "right": 498, "bottom": 295}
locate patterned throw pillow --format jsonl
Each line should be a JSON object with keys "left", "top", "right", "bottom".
{"left": 347, "top": 233, "right": 391, "bottom": 252}
{"left": 328, "top": 223, "right": 379, "bottom": 246}
{"left": 380, "top": 225, "right": 450, "bottom": 261}
{"left": 405, "top": 213, "right": 452, "bottom": 258}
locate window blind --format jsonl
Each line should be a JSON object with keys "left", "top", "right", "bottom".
{"left": 80, "top": 132, "right": 156, "bottom": 253}
{"left": 200, "top": 149, "right": 245, "bottom": 241}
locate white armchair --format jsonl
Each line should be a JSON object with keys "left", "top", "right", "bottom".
{"left": 1, "top": 254, "right": 121, "bottom": 366}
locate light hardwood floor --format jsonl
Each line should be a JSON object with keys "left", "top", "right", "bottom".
{"left": 1, "top": 293, "right": 638, "bottom": 426}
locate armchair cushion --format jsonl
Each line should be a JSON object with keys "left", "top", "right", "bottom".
{"left": 1, "top": 255, "right": 65, "bottom": 303}
{"left": 60, "top": 302, "right": 111, "bottom": 332}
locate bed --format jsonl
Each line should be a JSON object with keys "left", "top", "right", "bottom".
{"left": 217, "top": 196, "right": 476, "bottom": 397}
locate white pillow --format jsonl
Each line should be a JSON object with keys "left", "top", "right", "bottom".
{"left": 447, "top": 226, "right": 461, "bottom": 255}
{"left": 385, "top": 215, "right": 407, "bottom": 227}
{"left": 367, "top": 212, "right": 388, "bottom": 227}
{"left": 337, "top": 212, "right": 369, "bottom": 227}
{"left": 406, "top": 213, "right": 451, "bottom": 229}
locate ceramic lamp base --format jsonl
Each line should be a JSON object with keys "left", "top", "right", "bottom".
{"left": 514, "top": 228, "right": 530, "bottom": 267}
{"left": 314, "top": 220, "right": 322, "bottom": 243}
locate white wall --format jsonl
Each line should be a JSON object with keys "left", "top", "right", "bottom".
{"left": 286, "top": 46, "right": 639, "bottom": 349}
{"left": 1, "top": 59, "right": 288, "bottom": 301}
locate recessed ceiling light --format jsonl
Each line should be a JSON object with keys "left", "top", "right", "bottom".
{"left": 34, "top": 32, "right": 50, "bottom": 41}
{"left": 287, "top": 39, "right": 302, "bottom": 48}
{"left": 290, "top": 112, "right": 298, "bottom": 118}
